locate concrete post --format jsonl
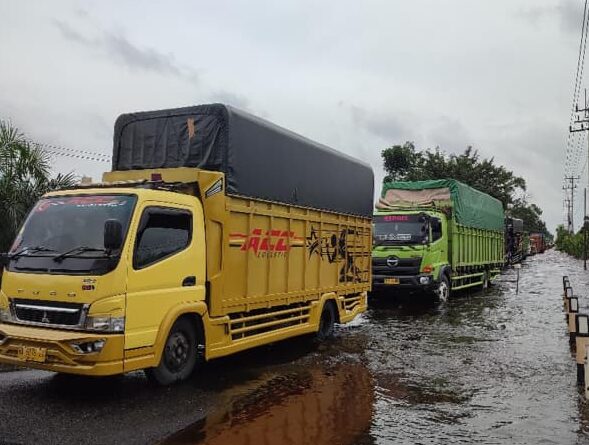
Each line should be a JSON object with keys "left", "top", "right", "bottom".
{"left": 569, "top": 297, "right": 579, "bottom": 343}
{"left": 576, "top": 314, "right": 589, "bottom": 385}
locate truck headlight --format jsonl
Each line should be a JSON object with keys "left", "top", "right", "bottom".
{"left": 85, "top": 315, "right": 125, "bottom": 333}
{"left": 419, "top": 276, "right": 432, "bottom": 285}
{"left": 0, "top": 307, "right": 11, "bottom": 322}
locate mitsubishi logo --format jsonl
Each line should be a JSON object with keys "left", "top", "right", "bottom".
{"left": 41, "top": 312, "right": 50, "bottom": 324}
{"left": 386, "top": 256, "right": 399, "bottom": 268}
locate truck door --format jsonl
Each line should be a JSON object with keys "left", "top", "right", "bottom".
{"left": 125, "top": 200, "right": 206, "bottom": 351}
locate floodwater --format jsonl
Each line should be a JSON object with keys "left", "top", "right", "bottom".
{"left": 1, "top": 250, "right": 587, "bottom": 444}
{"left": 163, "top": 250, "right": 589, "bottom": 445}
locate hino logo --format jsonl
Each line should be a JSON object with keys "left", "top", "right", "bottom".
{"left": 386, "top": 257, "right": 399, "bottom": 268}
{"left": 41, "top": 312, "right": 50, "bottom": 324}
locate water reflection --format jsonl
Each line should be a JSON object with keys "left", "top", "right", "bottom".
{"left": 163, "top": 362, "right": 374, "bottom": 445}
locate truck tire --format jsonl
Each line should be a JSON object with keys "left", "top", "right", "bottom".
{"left": 315, "top": 301, "right": 337, "bottom": 341}
{"left": 434, "top": 274, "right": 450, "bottom": 303}
{"left": 145, "top": 318, "right": 200, "bottom": 386}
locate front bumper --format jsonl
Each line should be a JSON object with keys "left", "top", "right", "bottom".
{"left": 371, "top": 274, "right": 436, "bottom": 292}
{"left": 0, "top": 322, "right": 124, "bottom": 376}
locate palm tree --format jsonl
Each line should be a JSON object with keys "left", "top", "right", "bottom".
{"left": 0, "top": 120, "right": 77, "bottom": 251}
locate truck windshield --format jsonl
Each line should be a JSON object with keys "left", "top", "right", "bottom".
{"left": 373, "top": 214, "right": 427, "bottom": 246}
{"left": 7, "top": 195, "right": 137, "bottom": 275}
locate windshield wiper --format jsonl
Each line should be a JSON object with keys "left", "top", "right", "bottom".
{"left": 9, "top": 246, "right": 56, "bottom": 260}
{"left": 53, "top": 246, "right": 111, "bottom": 263}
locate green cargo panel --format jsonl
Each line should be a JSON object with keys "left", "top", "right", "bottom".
{"left": 379, "top": 179, "right": 504, "bottom": 231}
{"left": 450, "top": 223, "right": 504, "bottom": 270}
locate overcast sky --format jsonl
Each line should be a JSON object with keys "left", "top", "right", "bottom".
{"left": 0, "top": 0, "right": 584, "bottom": 232}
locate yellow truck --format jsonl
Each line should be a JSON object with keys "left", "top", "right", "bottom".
{"left": 0, "top": 104, "right": 373, "bottom": 384}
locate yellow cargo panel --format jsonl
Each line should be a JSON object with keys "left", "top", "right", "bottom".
{"left": 220, "top": 196, "right": 371, "bottom": 315}
{"left": 103, "top": 168, "right": 371, "bottom": 318}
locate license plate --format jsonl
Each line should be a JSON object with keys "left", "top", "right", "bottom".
{"left": 384, "top": 278, "right": 400, "bottom": 285}
{"left": 17, "top": 346, "right": 47, "bottom": 363}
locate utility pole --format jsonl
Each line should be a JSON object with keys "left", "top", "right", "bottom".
{"left": 565, "top": 197, "right": 572, "bottom": 231}
{"left": 563, "top": 176, "right": 579, "bottom": 233}
{"left": 568, "top": 88, "right": 588, "bottom": 235}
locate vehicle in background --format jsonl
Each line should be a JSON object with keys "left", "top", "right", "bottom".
{"left": 372, "top": 179, "right": 504, "bottom": 302}
{"left": 0, "top": 104, "right": 373, "bottom": 384}
{"left": 530, "top": 232, "right": 546, "bottom": 255}
{"left": 505, "top": 217, "right": 527, "bottom": 264}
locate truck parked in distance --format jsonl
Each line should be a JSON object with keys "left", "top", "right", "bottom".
{"left": 529, "top": 232, "right": 546, "bottom": 255}
{"left": 372, "top": 180, "right": 504, "bottom": 301}
{"left": 0, "top": 104, "right": 373, "bottom": 384}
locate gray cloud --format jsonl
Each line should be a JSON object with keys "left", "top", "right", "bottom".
{"left": 52, "top": 19, "right": 91, "bottom": 45}
{"left": 517, "top": 6, "right": 551, "bottom": 25}
{"left": 349, "top": 105, "right": 471, "bottom": 155}
{"left": 350, "top": 105, "right": 411, "bottom": 143}
{"left": 518, "top": 0, "right": 583, "bottom": 33}
{"left": 208, "top": 91, "right": 252, "bottom": 111}
{"left": 426, "top": 116, "right": 471, "bottom": 154}
{"left": 53, "top": 19, "right": 194, "bottom": 80}
{"left": 0, "top": 0, "right": 578, "bottom": 233}
{"left": 558, "top": 0, "right": 583, "bottom": 31}
{"left": 104, "top": 33, "right": 182, "bottom": 76}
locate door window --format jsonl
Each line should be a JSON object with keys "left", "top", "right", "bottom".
{"left": 431, "top": 217, "right": 443, "bottom": 242}
{"left": 134, "top": 207, "right": 192, "bottom": 269}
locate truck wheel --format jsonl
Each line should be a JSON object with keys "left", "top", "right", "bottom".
{"left": 145, "top": 318, "right": 200, "bottom": 386}
{"left": 315, "top": 301, "right": 336, "bottom": 341}
{"left": 435, "top": 275, "right": 450, "bottom": 303}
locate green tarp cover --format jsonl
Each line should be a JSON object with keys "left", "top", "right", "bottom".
{"left": 380, "top": 179, "right": 504, "bottom": 231}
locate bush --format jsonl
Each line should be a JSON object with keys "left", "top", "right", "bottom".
{"left": 555, "top": 225, "right": 587, "bottom": 259}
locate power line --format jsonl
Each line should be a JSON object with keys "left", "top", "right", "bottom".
{"left": 566, "top": 6, "right": 589, "bottom": 172}
{"left": 565, "top": 0, "right": 589, "bottom": 177}
{"left": 28, "top": 141, "right": 111, "bottom": 164}
{"left": 45, "top": 149, "right": 110, "bottom": 164}
{"left": 30, "top": 140, "right": 110, "bottom": 160}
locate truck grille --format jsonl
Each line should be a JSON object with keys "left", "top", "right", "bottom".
{"left": 11, "top": 299, "right": 87, "bottom": 328}
{"left": 372, "top": 257, "right": 421, "bottom": 276}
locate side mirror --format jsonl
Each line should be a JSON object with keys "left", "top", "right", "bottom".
{"left": 0, "top": 253, "right": 8, "bottom": 268}
{"left": 104, "top": 219, "right": 123, "bottom": 251}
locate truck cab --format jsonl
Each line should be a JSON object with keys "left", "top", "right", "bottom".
{"left": 0, "top": 187, "right": 206, "bottom": 378}
{"left": 371, "top": 209, "right": 450, "bottom": 301}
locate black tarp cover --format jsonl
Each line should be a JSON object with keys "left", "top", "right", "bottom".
{"left": 112, "top": 104, "right": 374, "bottom": 217}
{"left": 506, "top": 217, "right": 524, "bottom": 233}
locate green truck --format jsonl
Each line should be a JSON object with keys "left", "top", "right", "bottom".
{"left": 372, "top": 180, "right": 505, "bottom": 301}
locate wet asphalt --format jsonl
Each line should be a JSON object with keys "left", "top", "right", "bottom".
{"left": 1, "top": 250, "right": 588, "bottom": 445}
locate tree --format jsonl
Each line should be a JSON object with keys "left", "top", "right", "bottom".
{"left": 508, "top": 199, "right": 550, "bottom": 236}
{"left": 0, "top": 121, "right": 77, "bottom": 251}
{"left": 380, "top": 141, "right": 550, "bottom": 236}
{"left": 381, "top": 142, "right": 526, "bottom": 207}
{"left": 381, "top": 142, "right": 418, "bottom": 182}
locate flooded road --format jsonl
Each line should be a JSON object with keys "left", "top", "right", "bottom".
{"left": 1, "top": 250, "right": 588, "bottom": 444}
